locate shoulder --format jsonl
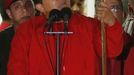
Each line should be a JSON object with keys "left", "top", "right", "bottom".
{"left": 71, "top": 12, "right": 100, "bottom": 29}
{"left": 72, "top": 12, "right": 100, "bottom": 25}
{"left": 0, "top": 21, "right": 10, "bottom": 32}
{"left": 16, "top": 16, "right": 46, "bottom": 34}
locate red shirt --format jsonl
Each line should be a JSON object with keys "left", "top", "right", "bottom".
{"left": 8, "top": 13, "right": 123, "bottom": 75}
{"left": 0, "top": 22, "right": 10, "bottom": 31}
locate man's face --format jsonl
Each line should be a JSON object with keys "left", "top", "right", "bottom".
{"left": 42, "top": 0, "right": 70, "bottom": 14}
{"left": 105, "top": 0, "right": 124, "bottom": 23}
{"left": 8, "top": 0, "right": 35, "bottom": 24}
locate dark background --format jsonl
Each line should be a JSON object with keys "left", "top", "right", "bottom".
{"left": 0, "top": 0, "right": 6, "bottom": 20}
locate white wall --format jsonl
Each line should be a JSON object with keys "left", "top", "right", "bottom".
{"left": 83, "top": 0, "right": 95, "bottom": 18}
{"left": 0, "top": 13, "right": 2, "bottom": 25}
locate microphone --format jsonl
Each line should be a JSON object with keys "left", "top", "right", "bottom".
{"left": 47, "top": 9, "right": 61, "bottom": 32}
{"left": 61, "top": 7, "right": 72, "bottom": 32}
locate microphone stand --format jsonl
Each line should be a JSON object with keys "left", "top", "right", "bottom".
{"left": 44, "top": 22, "right": 73, "bottom": 75}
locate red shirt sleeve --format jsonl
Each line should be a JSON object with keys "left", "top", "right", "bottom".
{"left": 0, "top": 22, "right": 10, "bottom": 31}
{"left": 92, "top": 19, "right": 124, "bottom": 58}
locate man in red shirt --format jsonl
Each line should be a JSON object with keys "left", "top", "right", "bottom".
{"left": 0, "top": 0, "right": 35, "bottom": 75}
{"left": 8, "top": 0, "right": 123, "bottom": 75}
{"left": 106, "top": 0, "right": 134, "bottom": 75}
{"left": 100, "top": 0, "right": 125, "bottom": 75}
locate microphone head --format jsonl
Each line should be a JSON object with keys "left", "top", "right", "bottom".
{"left": 61, "top": 7, "right": 72, "bottom": 20}
{"left": 46, "top": 9, "right": 60, "bottom": 32}
{"left": 49, "top": 9, "right": 61, "bottom": 22}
